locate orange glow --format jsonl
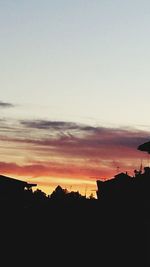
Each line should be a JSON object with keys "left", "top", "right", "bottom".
{"left": 0, "top": 121, "right": 149, "bottom": 197}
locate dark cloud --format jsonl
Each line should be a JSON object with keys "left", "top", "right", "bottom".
{"left": 21, "top": 120, "right": 80, "bottom": 130}
{"left": 20, "top": 119, "right": 150, "bottom": 146}
{"left": 1, "top": 123, "right": 150, "bottom": 161}
{"left": 0, "top": 101, "right": 15, "bottom": 108}
{"left": 20, "top": 119, "right": 103, "bottom": 133}
{"left": 0, "top": 118, "right": 150, "bottom": 169}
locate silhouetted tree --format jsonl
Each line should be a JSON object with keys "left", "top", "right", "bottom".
{"left": 89, "top": 193, "right": 95, "bottom": 200}
{"left": 34, "top": 189, "right": 47, "bottom": 201}
{"left": 66, "top": 190, "right": 85, "bottom": 200}
{"left": 50, "top": 185, "right": 68, "bottom": 200}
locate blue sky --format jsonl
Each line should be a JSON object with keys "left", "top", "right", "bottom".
{"left": 1, "top": 1, "right": 150, "bottom": 126}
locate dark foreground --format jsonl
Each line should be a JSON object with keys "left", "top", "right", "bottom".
{"left": 0, "top": 199, "right": 149, "bottom": 267}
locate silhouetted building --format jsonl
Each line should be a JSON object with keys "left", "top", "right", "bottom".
{"left": 96, "top": 141, "right": 150, "bottom": 204}
{"left": 0, "top": 174, "right": 36, "bottom": 198}
{"left": 96, "top": 167, "right": 150, "bottom": 207}
{"left": 96, "top": 172, "right": 133, "bottom": 200}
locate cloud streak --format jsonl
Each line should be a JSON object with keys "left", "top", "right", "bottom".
{"left": 1, "top": 153, "right": 140, "bottom": 185}
{"left": 0, "top": 161, "right": 112, "bottom": 180}
{"left": 2, "top": 121, "right": 150, "bottom": 158}
{"left": 21, "top": 120, "right": 80, "bottom": 130}
{"left": 0, "top": 119, "right": 150, "bottom": 184}
{"left": 0, "top": 101, "right": 15, "bottom": 108}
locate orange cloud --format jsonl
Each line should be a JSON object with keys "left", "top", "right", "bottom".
{"left": 0, "top": 119, "right": 149, "bottom": 194}
{"left": 0, "top": 161, "right": 114, "bottom": 179}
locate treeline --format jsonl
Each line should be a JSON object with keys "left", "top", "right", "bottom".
{"left": 24, "top": 184, "right": 96, "bottom": 205}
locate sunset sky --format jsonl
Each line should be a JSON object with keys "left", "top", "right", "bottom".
{"left": 1, "top": 1, "right": 150, "bottom": 197}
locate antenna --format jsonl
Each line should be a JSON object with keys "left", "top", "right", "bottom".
{"left": 84, "top": 185, "right": 87, "bottom": 198}
{"left": 116, "top": 166, "right": 120, "bottom": 173}
{"left": 70, "top": 185, "right": 72, "bottom": 191}
{"left": 139, "top": 159, "right": 143, "bottom": 173}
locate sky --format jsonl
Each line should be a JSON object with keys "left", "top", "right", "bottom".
{"left": 1, "top": 0, "right": 150, "bottom": 197}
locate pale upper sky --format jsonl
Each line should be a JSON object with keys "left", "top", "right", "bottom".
{"left": 1, "top": 0, "right": 150, "bottom": 127}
